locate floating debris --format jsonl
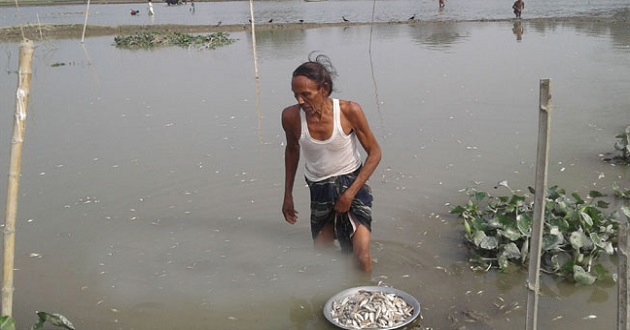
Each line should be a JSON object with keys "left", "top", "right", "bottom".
{"left": 113, "top": 31, "right": 236, "bottom": 49}
{"left": 329, "top": 289, "right": 414, "bottom": 329}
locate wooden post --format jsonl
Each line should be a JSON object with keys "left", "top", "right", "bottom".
{"left": 248, "top": 0, "right": 259, "bottom": 80}
{"left": 619, "top": 210, "right": 629, "bottom": 330}
{"left": 526, "top": 79, "right": 552, "bottom": 330}
{"left": 248, "top": 0, "right": 262, "bottom": 144}
{"left": 81, "top": 0, "right": 91, "bottom": 43}
{"left": 2, "top": 39, "right": 34, "bottom": 317}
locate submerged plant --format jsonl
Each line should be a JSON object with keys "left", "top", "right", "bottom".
{"left": 450, "top": 183, "right": 625, "bottom": 285}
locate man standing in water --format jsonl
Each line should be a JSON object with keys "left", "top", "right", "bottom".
{"left": 281, "top": 53, "right": 382, "bottom": 274}
{"left": 512, "top": 0, "right": 524, "bottom": 18}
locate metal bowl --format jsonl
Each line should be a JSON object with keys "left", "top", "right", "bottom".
{"left": 323, "top": 286, "right": 421, "bottom": 330}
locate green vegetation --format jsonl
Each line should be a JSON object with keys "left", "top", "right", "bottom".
{"left": 0, "top": 316, "right": 14, "bottom": 330}
{"left": 613, "top": 181, "right": 630, "bottom": 200}
{"left": 114, "top": 31, "right": 236, "bottom": 49}
{"left": 614, "top": 125, "right": 630, "bottom": 163}
{"left": 603, "top": 125, "right": 630, "bottom": 165}
{"left": 451, "top": 182, "right": 630, "bottom": 285}
{"left": 0, "top": 311, "right": 74, "bottom": 330}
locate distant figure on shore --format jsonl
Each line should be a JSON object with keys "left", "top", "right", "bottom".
{"left": 190, "top": 0, "right": 195, "bottom": 13}
{"left": 130, "top": 9, "right": 140, "bottom": 16}
{"left": 147, "top": 0, "right": 155, "bottom": 16}
{"left": 439, "top": 0, "right": 445, "bottom": 8}
{"left": 512, "top": 0, "right": 524, "bottom": 18}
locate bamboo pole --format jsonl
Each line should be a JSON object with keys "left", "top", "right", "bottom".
{"left": 248, "top": 0, "right": 262, "bottom": 144}
{"left": 2, "top": 39, "right": 35, "bottom": 317}
{"left": 526, "top": 79, "right": 552, "bottom": 330}
{"left": 81, "top": 0, "right": 91, "bottom": 43}
{"left": 619, "top": 214, "right": 629, "bottom": 330}
{"left": 248, "top": 0, "right": 259, "bottom": 80}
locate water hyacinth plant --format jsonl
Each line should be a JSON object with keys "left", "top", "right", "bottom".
{"left": 0, "top": 311, "right": 74, "bottom": 330}
{"left": 450, "top": 183, "right": 627, "bottom": 285}
{"left": 604, "top": 125, "right": 630, "bottom": 165}
{"left": 113, "top": 31, "right": 236, "bottom": 49}
{"left": 613, "top": 181, "right": 630, "bottom": 200}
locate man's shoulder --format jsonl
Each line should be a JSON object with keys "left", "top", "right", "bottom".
{"left": 282, "top": 104, "right": 301, "bottom": 123}
{"left": 338, "top": 99, "right": 361, "bottom": 112}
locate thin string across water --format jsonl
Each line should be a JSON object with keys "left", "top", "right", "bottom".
{"left": 368, "top": 0, "right": 387, "bottom": 139}
{"left": 13, "top": 0, "right": 26, "bottom": 40}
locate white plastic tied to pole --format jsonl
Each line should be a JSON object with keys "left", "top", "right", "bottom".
{"left": 13, "top": 88, "right": 28, "bottom": 143}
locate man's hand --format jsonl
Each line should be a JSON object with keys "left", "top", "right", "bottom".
{"left": 282, "top": 198, "right": 298, "bottom": 224}
{"left": 334, "top": 191, "right": 353, "bottom": 214}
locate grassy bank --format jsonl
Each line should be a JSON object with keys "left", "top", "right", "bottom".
{"left": 0, "top": 21, "right": 363, "bottom": 42}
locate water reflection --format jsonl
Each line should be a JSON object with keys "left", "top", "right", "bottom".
{"left": 407, "top": 22, "right": 469, "bottom": 50}
{"left": 528, "top": 20, "right": 630, "bottom": 50}
{"left": 512, "top": 20, "right": 524, "bottom": 42}
{"left": 251, "top": 29, "right": 308, "bottom": 56}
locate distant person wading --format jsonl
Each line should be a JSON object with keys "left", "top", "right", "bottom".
{"left": 512, "top": 0, "right": 524, "bottom": 18}
{"left": 147, "top": 0, "right": 155, "bottom": 16}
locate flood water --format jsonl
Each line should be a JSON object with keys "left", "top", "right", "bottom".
{"left": 1, "top": 1, "right": 630, "bottom": 329}
{"left": 1, "top": 0, "right": 629, "bottom": 27}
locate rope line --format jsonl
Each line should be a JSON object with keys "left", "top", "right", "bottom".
{"left": 13, "top": 0, "right": 25, "bottom": 41}
{"left": 368, "top": 0, "right": 387, "bottom": 138}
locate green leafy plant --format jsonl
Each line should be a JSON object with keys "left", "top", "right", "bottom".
{"left": 0, "top": 311, "right": 74, "bottom": 330}
{"left": 450, "top": 182, "right": 623, "bottom": 285}
{"left": 32, "top": 312, "right": 75, "bottom": 330}
{"left": 0, "top": 316, "right": 15, "bottom": 330}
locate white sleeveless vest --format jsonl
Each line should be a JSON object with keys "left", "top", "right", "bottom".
{"left": 300, "top": 99, "right": 362, "bottom": 182}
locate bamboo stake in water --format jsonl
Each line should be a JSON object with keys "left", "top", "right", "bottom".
{"left": 2, "top": 39, "right": 35, "bottom": 317}
{"left": 248, "top": 0, "right": 262, "bottom": 144}
{"left": 81, "top": 0, "right": 91, "bottom": 43}
{"left": 618, "top": 214, "right": 629, "bottom": 330}
{"left": 248, "top": 0, "right": 259, "bottom": 80}
{"left": 526, "top": 79, "right": 552, "bottom": 330}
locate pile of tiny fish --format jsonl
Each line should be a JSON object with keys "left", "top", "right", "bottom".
{"left": 329, "top": 290, "right": 414, "bottom": 329}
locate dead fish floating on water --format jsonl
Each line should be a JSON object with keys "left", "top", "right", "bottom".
{"left": 329, "top": 289, "right": 415, "bottom": 329}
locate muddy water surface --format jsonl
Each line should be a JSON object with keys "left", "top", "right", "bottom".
{"left": 1, "top": 18, "right": 629, "bottom": 330}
